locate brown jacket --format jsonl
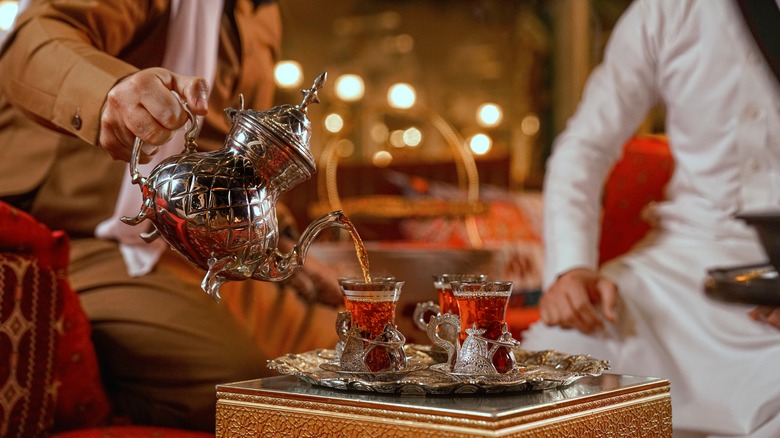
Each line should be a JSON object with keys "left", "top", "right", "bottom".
{"left": 0, "top": 0, "right": 281, "bottom": 236}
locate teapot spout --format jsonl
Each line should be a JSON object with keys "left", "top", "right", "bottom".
{"left": 253, "top": 210, "right": 350, "bottom": 282}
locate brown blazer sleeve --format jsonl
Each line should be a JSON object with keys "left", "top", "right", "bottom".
{"left": 0, "top": 0, "right": 168, "bottom": 146}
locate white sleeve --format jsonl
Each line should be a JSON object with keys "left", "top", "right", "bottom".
{"left": 542, "top": 0, "right": 664, "bottom": 288}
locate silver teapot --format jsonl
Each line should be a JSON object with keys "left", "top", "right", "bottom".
{"left": 121, "top": 73, "right": 350, "bottom": 300}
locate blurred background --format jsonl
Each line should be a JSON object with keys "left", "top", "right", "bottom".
{"left": 274, "top": 0, "right": 631, "bottom": 185}
{"left": 0, "top": 0, "right": 648, "bottom": 339}
{"left": 266, "top": 0, "right": 637, "bottom": 242}
{"left": 0, "top": 0, "right": 636, "bottom": 238}
{"left": 266, "top": 0, "right": 646, "bottom": 339}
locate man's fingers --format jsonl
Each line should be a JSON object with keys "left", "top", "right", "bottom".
{"left": 123, "top": 106, "right": 174, "bottom": 146}
{"left": 177, "top": 75, "right": 210, "bottom": 115}
{"left": 138, "top": 84, "right": 188, "bottom": 132}
{"left": 750, "top": 306, "right": 780, "bottom": 329}
{"left": 99, "top": 126, "right": 132, "bottom": 162}
{"left": 598, "top": 278, "right": 619, "bottom": 323}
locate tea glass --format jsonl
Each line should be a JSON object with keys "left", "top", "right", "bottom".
{"left": 414, "top": 274, "right": 487, "bottom": 347}
{"left": 338, "top": 276, "right": 396, "bottom": 306}
{"left": 434, "top": 274, "right": 488, "bottom": 316}
{"left": 335, "top": 276, "right": 395, "bottom": 358}
{"left": 451, "top": 280, "right": 515, "bottom": 373}
{"left": 338, "top": 280, "right": 405, "bottom": 372}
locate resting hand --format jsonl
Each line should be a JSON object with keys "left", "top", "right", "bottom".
{"left": 99, "top": 67, "right": 209, "bottom": 162}
{"left": 539, "top": 267, "right": 619, "bottom": 334}
{"left": 749, "top": 306, "right": 780, "bottom": 329}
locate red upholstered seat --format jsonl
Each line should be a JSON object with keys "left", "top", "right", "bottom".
{"left": 0, "top": 201, "right": 110, "bottom": 436}
{"left": 0, "top": 201, "right": 214, "bottom": 437}
{"left": 598, "top": 135, "right": 673, "bottom": 265}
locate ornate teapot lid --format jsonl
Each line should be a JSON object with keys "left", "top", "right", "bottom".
{"left": 232, "top": 72, "right": 327, "bottom": 173}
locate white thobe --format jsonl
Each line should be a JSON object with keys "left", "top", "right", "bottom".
{"left": 522, "top": 1, "right": 780, "bottom": 437}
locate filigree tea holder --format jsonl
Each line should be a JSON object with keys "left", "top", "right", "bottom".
{"left": 413, "top": 274, "right": 488, "bottom": 354}
{"left": 334, "top": 280, "right": 408, "bottom": 373}
{"left": 427, "top": 313, "right": 522, "bottom": 375}
{"left": 425, "top": 280, "right": 522, "bottom": 375}
{"left": 335, "top": 312, "right": 407, "bottom": 373}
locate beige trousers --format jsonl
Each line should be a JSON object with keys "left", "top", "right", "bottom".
{"left": 69, "top": 238, "right": 339, "bottom": 432}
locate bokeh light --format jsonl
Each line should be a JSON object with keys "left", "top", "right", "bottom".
{"left": 403, "top": 127, "right": 422, "bottom": 147}
{"left": 372, "top": 150, "right": 393, "bottom": 167}
{"left": 335, "top": 139, "right": 355, "bottom": 158}
{"left": 334, "top": 74, "right": 365, "bottom": 102}
{"left": 387, "top": 83, "right": 416, "bottom": 109}
{"left": 389, "top": 130, "right": 405, "bottom": 148}
{"left": 468, "top": 133, "right": 492, "bottom": 155}
{"left": 520, "top": 113, "right": 541, "bottom": 136}
{"left": 477, "top": 103, "right": 503, "bottom": 128}
{"left": 274, "top": 60, "right": 303, "bottom": 89}
{"left": 324, "top": 113, "right": 344, "bottom": 133}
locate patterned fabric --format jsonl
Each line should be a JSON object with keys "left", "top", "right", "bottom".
{"left": 0, "top": 252, "right": 60, "bottom": 437}
{"left": 0, "top": 201, "right": 111, "bottom": 435}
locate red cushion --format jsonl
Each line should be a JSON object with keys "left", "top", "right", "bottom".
{"left": 599, "top": 136, "right": 673, "bottom": 264}
{"left": 0, "top": 202, "right": 111, "bottom": 433}
{"left": 52, "top": 255, "right": 112, "bottom": 431}
{"left": 0, "top": 252, "right": 60, "bottom": 436}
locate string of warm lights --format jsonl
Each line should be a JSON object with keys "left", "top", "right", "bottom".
{"left": 0, "top": 0, "right": 542, "bottom": 164}
{"left": 272, "top": 60, "right": 517, "bottom": 159}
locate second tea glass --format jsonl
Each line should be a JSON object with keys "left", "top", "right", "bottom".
{"left": 434, "top": 273, "right": 488, "bottom": 315}
{"left": 415, "top": 274, "right": 488, "bottom": 348}
{"left": 451, "top": 280, "right": 515, "bottom": 373}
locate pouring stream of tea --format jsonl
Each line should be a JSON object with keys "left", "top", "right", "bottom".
{"left": 340, "top": 215, "right": 371, "bottom": 283}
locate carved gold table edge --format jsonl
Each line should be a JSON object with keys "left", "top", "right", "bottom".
{"left": 215, "top": 376, "right": 672, "bottom": 437}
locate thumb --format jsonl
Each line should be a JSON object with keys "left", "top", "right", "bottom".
{"left": 597, "top": 278, "right": 619, "bottom": 323}
{"left": 170, "top": 72, "right": 210, "bottom": 115}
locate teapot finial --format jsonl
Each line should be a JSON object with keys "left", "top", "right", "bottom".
{"left": 299, "top": 72, "right": 327, "bottom": 113}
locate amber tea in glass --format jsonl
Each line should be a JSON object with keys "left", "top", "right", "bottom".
{"left": 451, "top": 280, "right": 514, "bottom": 373}
{"left": 338, "top": 276, "right": 395, "bottom": 307}
{"left": 340, "top": 280, "right": 404, "bottom": 372}
{"left": 433, "top": 274, "right": 488, "bottom": 315}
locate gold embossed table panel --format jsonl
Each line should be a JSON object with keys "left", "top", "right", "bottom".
{"left": 216, "top": 374, "right": 671, "bottom": 437}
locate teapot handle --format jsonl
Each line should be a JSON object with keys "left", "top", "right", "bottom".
{"left": 129, "top": 93, "right": 199, "bottom": 185}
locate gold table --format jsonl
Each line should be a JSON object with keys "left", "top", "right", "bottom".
{"left": 216, "top": 374, "right": 671, "bottom": 437}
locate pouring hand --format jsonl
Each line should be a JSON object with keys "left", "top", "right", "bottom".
{"left": 99, "top": 67, "right": 209, "bottom": 163}
{"left": 539, "top": 267, "right": 619, "bottom": 334}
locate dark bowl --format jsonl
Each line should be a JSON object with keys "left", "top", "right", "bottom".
{"left": 737, "top": 212, "right": 780, "bottom": 271}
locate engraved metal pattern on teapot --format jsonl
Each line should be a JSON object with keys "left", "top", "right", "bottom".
{"left": 121, "top": 73, "right": 352, "bottom": 301}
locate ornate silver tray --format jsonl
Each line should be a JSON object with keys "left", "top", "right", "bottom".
{"left": 267, "top": 344, "right": 609, "bottom": 395}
